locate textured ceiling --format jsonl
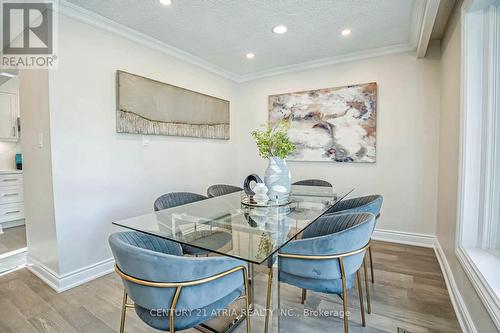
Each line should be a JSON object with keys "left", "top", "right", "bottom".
{"left": 66, "top": 0, "right": 424, "bottom": 77}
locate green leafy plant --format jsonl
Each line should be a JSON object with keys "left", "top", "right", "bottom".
{"left": 251, "top": 121, "right": 296, "bottom": 159}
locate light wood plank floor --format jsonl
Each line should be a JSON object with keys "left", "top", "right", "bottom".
{"left": 0, "top": 225, "right": 26, "bottom": 256}
{"left": 0, "top": 241, "right": 461, "bottom": 333}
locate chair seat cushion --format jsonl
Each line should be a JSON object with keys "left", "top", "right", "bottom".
{"left": 182, "top": 231, "right": 232, "bottom": 255}
{"left": 279, "top": 272, "right": 356, "bottom": 294}
{"left": 134, "top": 287, "right": 243, "bottom": 331}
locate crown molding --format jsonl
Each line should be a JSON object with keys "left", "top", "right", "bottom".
{"left": 236, "top": 43, "right": 417, "bottom": 83}
{"left": 57, "top": 0, "right": 240, "bottom": 82}
{"left": 58, "top": 0, "right": 423, "bottom": 83}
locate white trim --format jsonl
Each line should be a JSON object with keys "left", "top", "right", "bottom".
{"left": 0, "top": 246, "right": 26, "bottom": 260}
{"left": 57, "top": 0, "right": 239, "bottom": 82}
{"left": 0, "top": 247, "right": 26, "bottom": 275}
{"left": 417, "top": 0, "right": 441, "bottom": 58}
{"left": 26, "top": 255, "right": 115, "bottom": 293}
{"left": 57, "top": 0, "right": 423, "bottom": 83}
{"left": 0, "top": 219, "right": 25, "bottom": 231}
{"left": 456, "top": 246, "right": 500, "bottom": 330}
{"left": 236, "top": 43, "right": 417, "bottom": 83}
{"left": 372, "top": 228, "right": 436, "bottom": 248}
{"left": 435, "top": 241, "right": 479, "bottom": 333}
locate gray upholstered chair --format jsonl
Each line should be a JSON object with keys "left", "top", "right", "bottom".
{"left": 293, "top": 179, "right": 332, "bottom": 187}
{"left": 278, "top": 213, "right": 375, "bottom": 333}
{"left": 154, "top": 192, "right": 231, "bottom": 256}
{"left": 325, "top": 194, "right": 383, "bottom": 285}
{"left": 109, "top": 231, "right": 250, "bottom": 333}
{"left": 207, "top": 184, "right": 243, "bottom": 198}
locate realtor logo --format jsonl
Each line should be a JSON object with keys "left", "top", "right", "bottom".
{"left": 1, "top": 0, "right": 58, "bottom": 68}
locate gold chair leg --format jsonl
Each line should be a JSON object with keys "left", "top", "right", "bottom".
{"left": 301, "top": 288, "right": 307, "bottom": 304}
{"left": 356, "top": 270, "right": 366, "bottom": 327}
{"left": 368, "top": 245, "right": 374, "bottom": 283}
{"left": 264, "top": 267, "right": 273, "bottom": 333}
{"left": 169, "top": 287, "right": 182, "bottom": 333}
{"left": 242, "top": 268, "right": 251, "bottom": 333}
{"left": 363, "top": 257, "right": 372, "bottom": 314}
{"left": 119, "top": 290, "right": 127, "bottom": 333}
{"left": 339, "top": 258, "right": 349, "bottom": 333}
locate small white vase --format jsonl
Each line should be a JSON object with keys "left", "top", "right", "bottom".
{"left": 264, "top": 157, "right": 291, "bottom": 201}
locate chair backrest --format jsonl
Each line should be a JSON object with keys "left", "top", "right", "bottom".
{"left": 154, "top": 192, "right": 207, "bottom": 211}
{"left": 329, "top": 194, "right": 383, "bottom": 216}
{"left": 207, "top": 184, "right": 242, "bottom": 198}
{"left": 279, "top": 213, "right": 375, "bottom": 281}
{"left": 293, "top": 179, "right": 332, "bottom": 187}
{"left": 109, "top": 231, "right": 244, "bottom": 312}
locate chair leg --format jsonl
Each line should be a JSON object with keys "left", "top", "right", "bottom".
{"left": 369, "top": 245, "right": 375, "bottom": 283}
{"left": 301, "top": 288, "right": 307, "bottom": 304}
{"left": 242, "top": 268, "right": 251, "bottom": 333}
{"left": 363, "top": 257, "right": 372, "bottom": 314}
{"left": 356, "top": 270, "right": 366, "bottom": 327}
{"left": 119, "top": 290, "right": 127, "bottom": 333}
{"left": 264, "top": 267, "right": 273, "bottom": 333}
{"left": 339, "top": 258, "right": 349, "bottom": 333}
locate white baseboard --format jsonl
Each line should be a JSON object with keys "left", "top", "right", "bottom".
{"left": 372, "top": 228, "right": 436, "bottom": 247}
{"left": 0, "top": 247, "right": 27, "bottom": 275}
{"left": 0, "top": 219, "right": 26, "bottom": 233}
{"left": 434, "top": 240, "right": 478, "bottom": 333}
{"left": 27, "top": 255, "right": 115, "bottom": 293}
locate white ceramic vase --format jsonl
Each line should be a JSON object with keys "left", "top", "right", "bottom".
{"left": 264, "top": 157, "right": 291, "bottom": 201}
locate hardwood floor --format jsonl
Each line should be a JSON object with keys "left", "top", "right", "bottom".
{"left": 0, "top": 241, "right": 461, "bottom": 333}
{"left": 0, "top": 225, "right": 26, "bottom": 256}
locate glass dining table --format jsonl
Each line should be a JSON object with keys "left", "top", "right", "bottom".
{"left": 113, "top": 185, "right": 353, "bottom": 333}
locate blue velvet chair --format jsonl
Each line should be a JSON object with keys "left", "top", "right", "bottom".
{"left": 278, "top": 213, "right": 375, "bottom": 333}
{"left": 109, "top": 231, "right": 250, "bottom": 333}
{"left": 207, "top": 184, "right": 242, "bottom": 198}
{"left": 293, "top": 179, "right": 332, "bottom": 187}
{"left": 325, "top": 194, "right": 383, "bottom": 285}
{"left": 154, "top": 192, "right": 231, "bottom": 256}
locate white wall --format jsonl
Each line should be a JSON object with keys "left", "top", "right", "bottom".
{"left": 27, "top": 12, "right": 443, "bottom": 283}
{"left": 0, "top": 77, "right": 21, "bottom": 170}
{"left": 236, "top": 47, "right": 441, "bottom": 236}
{"left": 19, "top": 70, "right": 60, "bottom": 273}
{"left": 47, "top": 15, "right": 240, "bottom": 275}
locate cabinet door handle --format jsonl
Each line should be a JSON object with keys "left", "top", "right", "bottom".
{"left": 3, "top": 193, "right": 19, "bottom": 197}
{"left": 2, "top": 178, "right": 18, "bottom": 182}
{"left": 5, "top": 210, "right": 20, "bottom": 215}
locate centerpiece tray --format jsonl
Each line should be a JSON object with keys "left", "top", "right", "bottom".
{"left": 240, "top": 193, "right": 292, "bottom": 207}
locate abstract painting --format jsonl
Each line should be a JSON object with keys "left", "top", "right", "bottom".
{"left": 116, "top": 71, "right": 230, "bottom": 139}
{"left": 269, "top": 82, "right": 377, "bottom": 163}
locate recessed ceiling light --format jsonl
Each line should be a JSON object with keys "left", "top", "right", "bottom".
{"left": 341, "top": 29, "right": 351, "bottom": 36}
{"left": 246, "top": 53, "right": 255, "bottom": 59}
{"left": 272, "top": 24, "right": 288, "bottom": 34}
{"left": 159, "top": 0, "right": 172, "bottom": 6}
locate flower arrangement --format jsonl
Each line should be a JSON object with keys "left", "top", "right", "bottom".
{"left": 251, "top": 121, "right": 296, "bottom": 159}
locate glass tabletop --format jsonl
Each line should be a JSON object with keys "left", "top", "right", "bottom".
{"left": 113, "top": 185, "right": 353, "bottom": 264}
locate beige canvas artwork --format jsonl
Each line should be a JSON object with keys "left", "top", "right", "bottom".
{"left": 116, "top": 71, "right": 230, "bottom": 139}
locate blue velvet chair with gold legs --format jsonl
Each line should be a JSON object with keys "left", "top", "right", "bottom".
{"left": 154, "top": 192, "right": 232, "bottom": 256}
{"left": 109, "top": 231, "right": 250, "bottom": 333}
{"left": 278, "top": 213, "right": 375, "bottom": 333}
{"left": 325, "top": 194, "right": 383, "bottom": 286}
